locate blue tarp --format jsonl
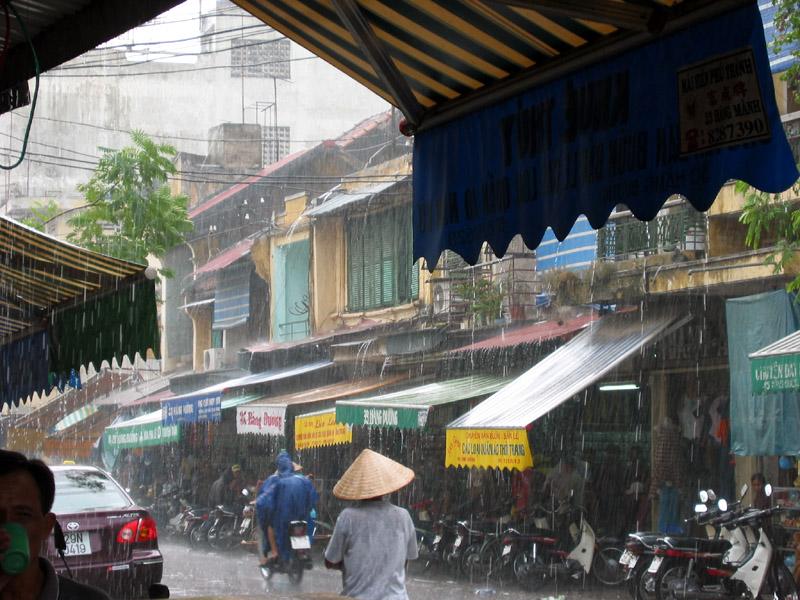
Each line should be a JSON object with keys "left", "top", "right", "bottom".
{"left": 727, "top": 290, "right": 800, "bottom": 456}
{"left": 413, "top": 3, "right": 799, "bottom": 268}
{"left": 0, "top": 331, "right": 49, "bottom": 408}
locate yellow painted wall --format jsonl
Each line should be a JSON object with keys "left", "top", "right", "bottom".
{"left": 189, "top": 307, "right": 212, "bottom": 371}
{"left": 311, "top": 216, "right": 346, "bottom": 333}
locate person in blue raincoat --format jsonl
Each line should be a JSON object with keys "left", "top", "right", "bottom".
{"left": 257, "top": 451, "right": 317, "bottom": 564}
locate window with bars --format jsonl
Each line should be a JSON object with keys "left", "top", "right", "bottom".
{"left": 262, "top": 126, "right": 290, "bottom": 165}
{"left": 230, "top": 38, "right": 291, "bottom": 78}
{"left": 347, "top": 205, "right": 419, "bottom": 312}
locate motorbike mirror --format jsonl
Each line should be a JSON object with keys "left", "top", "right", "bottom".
{"left": 242, "top": 488, "right": 250, "bottom": 496}
{"left": 717, "top": 498, "right": 728, "bottom": 512}
{"left": 765, "top": 483, "right": 772, "bottom": 497}
{"left": 699, "top": 490, "right": 709, "bottom": 503}
{"left": 739, "top": 484, "right": 748, "bottom": 500}
{"left": 694, "top": 503, "right": 708, "bottom": 513}
{"left": 707, "top": 489, "right": 717, "bottom": 501}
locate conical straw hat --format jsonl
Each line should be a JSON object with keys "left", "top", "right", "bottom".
{"left": 333, "top": 449, "right": 415, "bottom": 500}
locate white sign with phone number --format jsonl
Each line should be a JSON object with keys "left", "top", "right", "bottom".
{"left": 678, "top": 47, "right": 770, "bottom": 155}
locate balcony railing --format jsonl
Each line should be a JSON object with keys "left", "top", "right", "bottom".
{"left": 597, "top": 204, "right": 707, "bottom": 262}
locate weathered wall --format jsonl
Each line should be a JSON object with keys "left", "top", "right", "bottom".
{"left": 311, "top": 216, "right": 345, "bottom": 333}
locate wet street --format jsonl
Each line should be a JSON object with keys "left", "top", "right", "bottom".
{"left": 159, "top": 540, "right": 630, "bottom": 600}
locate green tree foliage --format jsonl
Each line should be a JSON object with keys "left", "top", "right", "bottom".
{"left": 773, "top": 0, "right": 800, "bottom": 102}
{"left": 67, "top": 130, "right": 193, "bottom": 274}
{"left": 737, "top": 1, "right": 800, "bottom": 292}
{"left": 454, "top": 278, "right": 506, "bottom": 324}
{"left": 19, "top": 199, "right": 60, "bottom": 232}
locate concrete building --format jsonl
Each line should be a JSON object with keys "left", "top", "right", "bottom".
{"left": 0, "top": 0, "right": 389, "bottom": 222}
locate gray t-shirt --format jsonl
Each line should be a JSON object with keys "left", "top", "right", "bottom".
{"left": 324, "top": 499, "right": 418, "bottom": 600}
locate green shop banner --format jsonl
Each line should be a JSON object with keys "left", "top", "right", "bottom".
{"left": 104, "top": 421, "right": 180, "bottom": 450}
{"left": 751, "top": 354, "right": 800, "bottom": 394}
{"left": 336, "top": 404, "right": 429, "bottom": 429}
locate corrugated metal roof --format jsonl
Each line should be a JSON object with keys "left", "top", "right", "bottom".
{"left": 169, "top": 360, "right": 334, "bottom": 404}
{"left": 195, "top": 237, "right": 255, "bottom": 276}
{"left": 749, "top": 330, "right": 800, "bottom": 359}
{"left": 451, "top": 312, "right": 598, "bottom": 352}
{"left": 338, "top": 374, "right": 511, "bottom": 411}
{"left": 242, "top": 374, "right": 407, "bottom": 407}
{"left": 304, "top": 177, "right": 408, "bottom": 217}
{"left": 448, "top": 309, "right": 691, "bottom": 429}
{"left": 189, "top": 148, "right": 311, "bottom": 218}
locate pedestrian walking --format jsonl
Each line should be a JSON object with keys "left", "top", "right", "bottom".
{"left": 324, "top": 449, "right": 418, "bottom": 600}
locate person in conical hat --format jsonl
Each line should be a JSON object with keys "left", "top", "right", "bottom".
{"left": 324, "top": 449, "right": 418, "bottom": 600}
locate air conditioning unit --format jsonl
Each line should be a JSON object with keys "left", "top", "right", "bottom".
{"left": 203, "top": 348, "right": 225, "bottom": 371}
{"left": 433, "top": 282, "right": 450, "bottom": 315}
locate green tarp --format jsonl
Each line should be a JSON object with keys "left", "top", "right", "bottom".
{"left": 727, "top": 290, "right": 800, "bottom": 456}
{"left": 104, "top": 409, "right": 179, "bottom": 450}
{"left": 50, "top": 279, "right": 160, "bottom": 374}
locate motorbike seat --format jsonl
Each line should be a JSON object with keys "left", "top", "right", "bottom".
{"left": 519, "top": 530, "right": 558, "bottom": 545}
{"left": 662, "top": 537, "right": 730, "bottom": 554}
{"left": 628, "top": 532, "right": 661, "bottom": 546}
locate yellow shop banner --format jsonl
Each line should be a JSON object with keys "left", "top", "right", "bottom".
{"left": 445, "top": 428, "right": 533, "bottom": 471}
{"left": 295, "top": 410, "right": 352, "bottom": 450}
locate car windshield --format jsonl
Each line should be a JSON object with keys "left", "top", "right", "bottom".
{"left": 52, "top": 470, "right": 132, "bottom": 513}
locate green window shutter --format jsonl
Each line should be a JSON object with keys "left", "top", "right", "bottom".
{"left": 347, "top": 224, "right": 365, "bottom": 311}
{"left": 411, "top": 259, "right": 419, "bottom": 300}
{"left": 364, "top": 216, "right": 381, "bottom": 309}
{"left": 381, "top": 211, "right": 395, "bottom": 306}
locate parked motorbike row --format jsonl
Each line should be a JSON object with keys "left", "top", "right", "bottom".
{"left": 620, "top": 484, "right": 799, "bottom": 600}
{"left": 147, "top": 485, "right": 313, "bottom": 584}
{"left": 416, "top": 504, "right": 628, "bottom": 591}
{"left": 146, "top": 486, "right": 259, "bottom": 552}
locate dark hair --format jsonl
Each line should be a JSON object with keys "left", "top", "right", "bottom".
{"left": 751, "top": 472, "right": 766, "bottom": 485}
{"left": 0, "top": 450, "right": 56, "bottom": 514}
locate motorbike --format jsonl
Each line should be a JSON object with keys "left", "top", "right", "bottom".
{"left": 207, "top": 488, "right": 251, "bottom": 551}
{"left": 424, "top": 518, "right": 457, "bottom": 572}
{"left": 238, "top": 500, "right": 258, "bottom": 550}
{"left": 259, "top": 520, "right": 312, "bottom": 585}
{"left": 500, "top": 503, "right": 626, "bottom": 591}
{"left": 641, "top": 486, "right": 748, "bottom": 600}
{"left": 659, "top": 484, "right": 798, "bottom": 600}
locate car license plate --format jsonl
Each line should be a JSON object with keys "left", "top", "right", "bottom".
{"left": 628, "top": 555, "right": 638, "bottom": 569}
{"left": 290, "top": 535, "right": 311, "bottom": 550}
{"left": 454, "top": 536, "right": 462, "bottom": 548}
{"left": 648, "top": 556, "right": 663, "bottom": 573}
{"left": 63, "top": 532, "right": 92, "bottom": 556}
{"left": 502, "top": 544, "right": 512, "bottom": 556}
{"left": 433, "top": 535, "right": 441, "bottom": 545}
{"left": 620, "top": 550, "right": 633, "bottom": 565}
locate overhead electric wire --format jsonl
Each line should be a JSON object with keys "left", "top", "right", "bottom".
{"left": 56, "top": 33, "right": 288, "bottom": 71}
{"left": 0, "top": 149, "right": 409, "bottom": 186}
{"left": 122, "top": 5, "right": 245, "bottom": 28}
{"left": 86, "top": 23, "right": 269, "bottom": 53}
{"left": 42, "top": 54, "right": 317, "bottom": 78}
{"left": 7, "top": 109, "right": 396, "bottom": 147}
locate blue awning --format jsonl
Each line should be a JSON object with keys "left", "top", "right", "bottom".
{"left": 412, "top": 2, "right": 799, "bottom": 266}
{"left": 213, "top": 265, "right": 251, "bottom": 330}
